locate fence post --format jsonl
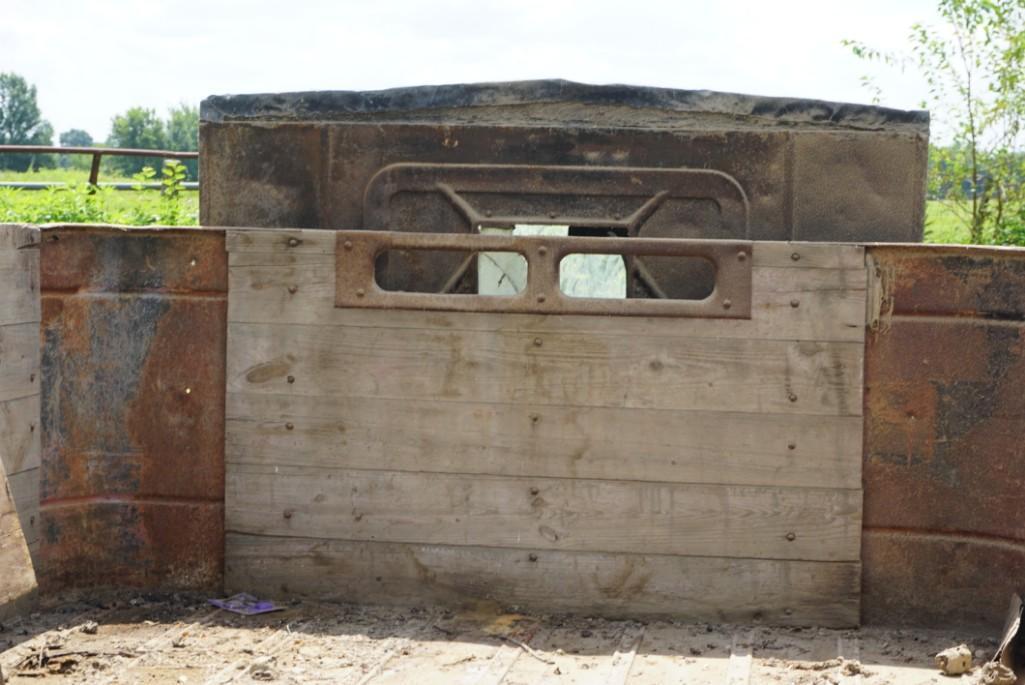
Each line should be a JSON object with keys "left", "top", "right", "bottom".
{"left": 88, "top": 153, "right": 102, "bottom": 186}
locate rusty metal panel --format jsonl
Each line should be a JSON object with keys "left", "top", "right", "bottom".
{"left": 863, "top": 245, "right": 1025, "bottom": 630}
{"left": 39, "top": 225, "right": 226, "bottom": 592}
{"left": 200, "top": 80, "right": 928, "bottom": 245}
{"left": 335, "top": 230, "right": 752, "bottom": 318}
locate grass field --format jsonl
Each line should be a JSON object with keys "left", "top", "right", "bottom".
{"left": 0, "top": 168, "right": 198, "bottom": 226}
{"left": 0, "top": 169, "right": 978, "bottom": 243}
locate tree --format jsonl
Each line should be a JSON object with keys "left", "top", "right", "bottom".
{"left": 0, "top": 72, "right": 55, "bottom": 170}
{"left": 166, "top": 104, "right": 198, "bottom": 179}
{"left": 846, "top": 0, "right": 1025, "bottom": 245}
{"left": 106, "top": 107, "right": 167, "bottom": 175}
{"left": 58, "top": 128, "right": 95, "bottom": 169}
{"left": 59, "top": 129, "right": 93, "bottom": 147}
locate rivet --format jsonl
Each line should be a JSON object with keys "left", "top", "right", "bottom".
{"left": 184, "top": 387, "right": 192, "bottom": 395}
{"left": 787, "top": 441, "right": 796, "bottom": 450}
{"left": 737, "top": 251, "right": 747, "bottom": 262}
{"left": 612, "top": 213, "right": 622, "bottom": 220}
{"left": 189, "top": 257, "right": 197, "bottom": 267}
{"left": 548, "top": 212, "right": 557, "bottom": 219}
{"left": 785, "top": 532, "right": 796, "bottom": 541}
{"left": 356, "top": 288, "right": 365, "bottom": 298}
{"left": 791, "top": 252, "right": 800, "bottom": 262}
{"left": 788, "top": 392, "right": 798, "bottom": 402}
{"left": 533, "top": 337, "right": 543, "bottom": 347}
{"left": 528, "top": 553, "right": 538, "bottom": 562}
{"left": 283, "top": 509, "right": 294, "bottom": 520}
{"left": 530, "top": 487, "right": 540, "bottom": 496}
{"left": 538, "top": 246, "right": 548, "bottom": 256}
{"left": 287, "top": 375, "right": 296, "bottom": 384}
{"left": 790, "top": 299, "right": 800, "bottom": 308}
{"left": 343, "top": 240, "right": 353, "bottom": 250}
{"left": 529, "top": 413, "right": 540, "bottom": 423}
{"left": 288, "top": 285, "right": 299, "bottom": 294}
{"left": 287, "top": 238, "right": 301, "bottom": 248}
{"left": 784, "top": 608, "right": 793, "bottom": 616}
{"left": 722, "top": 299, "right": 732, "bottom": 310}
{"left": 484, "top": 210, "right": 493, "bottom": 217}
{"left": 285, "top": 422, "right": 295, "bottom": 430}
{"left": 537, "top": 295, "right": 546, "bottom": 303}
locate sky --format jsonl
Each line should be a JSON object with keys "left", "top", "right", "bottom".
{"left": 2, "top": 0, "right": 942, "bottom": 142}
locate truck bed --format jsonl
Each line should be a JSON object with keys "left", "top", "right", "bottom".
{"left": 0, "top": 593, "right": 995, "bottom": 684}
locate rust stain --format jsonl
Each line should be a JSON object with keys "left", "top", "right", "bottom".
{"left": 38, "top": 225, "right": 226, "bottom": 592}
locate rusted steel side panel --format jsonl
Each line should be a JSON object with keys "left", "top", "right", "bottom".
{"left": 863, "top": 245, "right": 1025, "bottom": 629}
{"left": 39, "top": 225, "right": 226, "bottom": 591}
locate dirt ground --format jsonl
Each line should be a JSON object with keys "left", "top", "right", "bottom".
{"left": 0, "top": 592, "right": 1003, "bottom": 684}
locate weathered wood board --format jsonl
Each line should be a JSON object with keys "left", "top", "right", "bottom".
{"left": 226, "top": 228, "right": 867, "bottom": 626}
{"left": 0, "top": 225, "right": 39, "bottom": 619}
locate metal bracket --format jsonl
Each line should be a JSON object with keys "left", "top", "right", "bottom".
{"left": 335, "top": 230, "right": 752, "bottom": 318}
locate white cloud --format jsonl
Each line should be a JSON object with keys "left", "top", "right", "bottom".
{"left": 1, "top": 0, "right": 940, "bottom": 142}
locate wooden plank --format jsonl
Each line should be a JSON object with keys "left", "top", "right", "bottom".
{"left": 224, "top": 534, "right": 861, "bottom": 627}
{"left": 227, "top": 465, "right": 861, "bottom": 561}
{"left": 227, "top": 251, "right": 867, "bottom": 342}
{"left": 0, "top": 251, "right": 40, "bottom": 326}
{"left": 0, "top": 224, "right": 39, "bottom": 251}
{"left": 6, "top": 467, "right": 38, "bottom": 547}
{"left": 226, "top": 393, "right": 862, "bottom": 489}
{"left": 0, "top": 467, "right": 37, "bottom": 621}
{"left": 753, "top": 242, "right": 865, "bottom": 269}
{"left": 226, "top": 227, "right": 336, "bottom": 254}
{"left": 226, "top": 321, "right": 863, "bottom": 416}
{"left": 0, "top": 323, "right": 40, "bottom": 403}
{"left": 0, "top": 395, "right": 41, "bottom": 477}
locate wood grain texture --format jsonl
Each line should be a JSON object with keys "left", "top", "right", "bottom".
{"left": 0, "top": 395, "right": 40, "bottom": 477}
{"left": 228, "top": 251, "right": 866, "bottom": 342}
{"left": 0, "top": 323, "right": 41, "bottom": 403}
{"left": 226, "top": 393, "right": 862, "bottom": 489}
{"left": 6, "top": 467, "right": 39, "bottom": 547}
{"left": 225, "top": 534, "right": 861, "bottom": 627}
{"left": 227, "top": 323, "right": 862, "bottom": 416}
{"left": 0, "top": 250, "right": 40, "bottom": 326}
{"left": 0, "top": 467, "right": 37, "bottom": 620}
{"left": 227, "top": 465, "right": 861, "bottom": 561}
{"left": 225, "top": 228, "right": 866, "bottom": 622}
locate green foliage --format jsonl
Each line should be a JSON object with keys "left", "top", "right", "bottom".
{"left": 0, "top": 170, "right": 198, "bottom": 226}
{"left": 847, "top": 0, "right": 1025, "bottom": 246}
{"left": 0, "top": 72, "right": 55, "bottom": 171}
{"left": 166, "top": 104, "right": 199, "bottom": 179}
{"left": 105, "top": 107, "right": 167, "bottom": 176}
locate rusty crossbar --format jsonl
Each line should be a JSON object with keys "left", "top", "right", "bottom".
{"left": 335, "top": 230, "right": 753, "bottom": 318}
{"left": 0, "top": 145, "right": 198, "bottom": 187}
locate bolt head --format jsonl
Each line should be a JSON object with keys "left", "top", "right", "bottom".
{"left": 538, "top": 246, "right": 548, "bottom": 256}
{"left": 287, "top": 238, "right": 300, "bottom": 248}
{"left": 343, "top": 240, "right": 353, "bottom": 250}
{"left": 722, "top": 299, "right": 732, "bottom": 310}
{"left": 788, "top": 392, "right": 798, "bottom": 402}
{"left": 288, "top": 285, "right": 299, "bottom": 294}
{"left": 287, "top": 375, "right": 296, "bottom": 384}
{"left": 785, "top": 532, "right": 796, "bottom": 541}
{"left": 737, "top": 251, "right": 747, "bottom": 262}
{"left": 356, "top": 288, "right": 366, "bottom": 298}
{"left": 790, "top": 299, "right": 799, "bottom": 308}
{"left": 285, "top": 422, "right": 295, "bottom": 430}
{"left": 790, "top": 252, "right": 800, "bottom": 261}
{"left": 537, "top": 295, "right": 546, "bottom": 303}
